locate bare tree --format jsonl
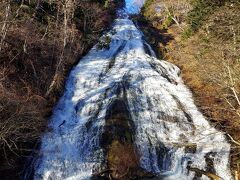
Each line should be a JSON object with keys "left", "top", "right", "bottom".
{"left": 0, "top": 1, "right": 11, "bottom": 52}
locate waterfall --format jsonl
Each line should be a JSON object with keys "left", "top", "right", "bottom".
{"left": 32, "top": 2, "right": 232, "bottom": 180}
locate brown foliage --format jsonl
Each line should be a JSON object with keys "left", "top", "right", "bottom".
{"left": 0, "top": 0, "right": 120, "bottom": 178}
{"left": 140, "top": 0, "right": 240, "bottom": 176}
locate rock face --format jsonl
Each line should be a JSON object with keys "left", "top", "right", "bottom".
{"left": 32, "top": 3, "right": 231, "bottom": 180}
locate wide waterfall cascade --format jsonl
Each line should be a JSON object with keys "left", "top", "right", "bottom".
{"left": 33, "top": 6, "right": 232, "bottom": 180}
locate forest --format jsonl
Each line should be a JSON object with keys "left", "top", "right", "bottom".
{"left": 0, "top": 0, "right": 123, "bottom": 178}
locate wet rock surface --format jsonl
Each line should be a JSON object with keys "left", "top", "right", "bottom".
{"left": 31, "top": 4, "right": 232, "bottom": 180}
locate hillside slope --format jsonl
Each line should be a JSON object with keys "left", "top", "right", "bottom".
{"left": 137, "top": 0, "right": 240, "bottom": 178}
{"left": 0, "top": 0, "right": 123, "bottom": 179}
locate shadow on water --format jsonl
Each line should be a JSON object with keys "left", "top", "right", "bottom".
{"left": 92, "top": 82, "right": 155, "bottom": 179}
{"left": 132, "top": 14, "right": 174, "bottom": 59}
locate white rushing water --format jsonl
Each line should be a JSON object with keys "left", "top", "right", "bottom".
{"left": 33, "top": 2, "right": 232, "bottom": 180}
{"left": 125, "top": 0, "right": 145, "bottom": 13}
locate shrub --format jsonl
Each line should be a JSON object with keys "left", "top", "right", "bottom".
{"left": 187, "top": 0, "right": 237, "bottom": 32}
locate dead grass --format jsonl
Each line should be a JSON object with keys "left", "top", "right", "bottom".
{"left": 140, "top": 0, "right": 240, "bottom": 177}
{"left": 167, "top": 3, "right": 240, "bottom": 176}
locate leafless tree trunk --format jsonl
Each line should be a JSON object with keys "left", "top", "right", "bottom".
{"left": 45, "top": 0, "right": 76, "bottom": 97}
{"left": 0, "top": 1, "right": 11, "bottom": 52}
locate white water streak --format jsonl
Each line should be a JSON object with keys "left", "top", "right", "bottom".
{"left": 34, "top": 6, "right": 232, "bottom": 180}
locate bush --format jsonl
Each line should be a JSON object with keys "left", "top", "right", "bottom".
{"left": 187, "top": 0, "right": 236, "bottom": 32}
{"left": 181, "top": 28, "right": 193, "bottom": 40}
